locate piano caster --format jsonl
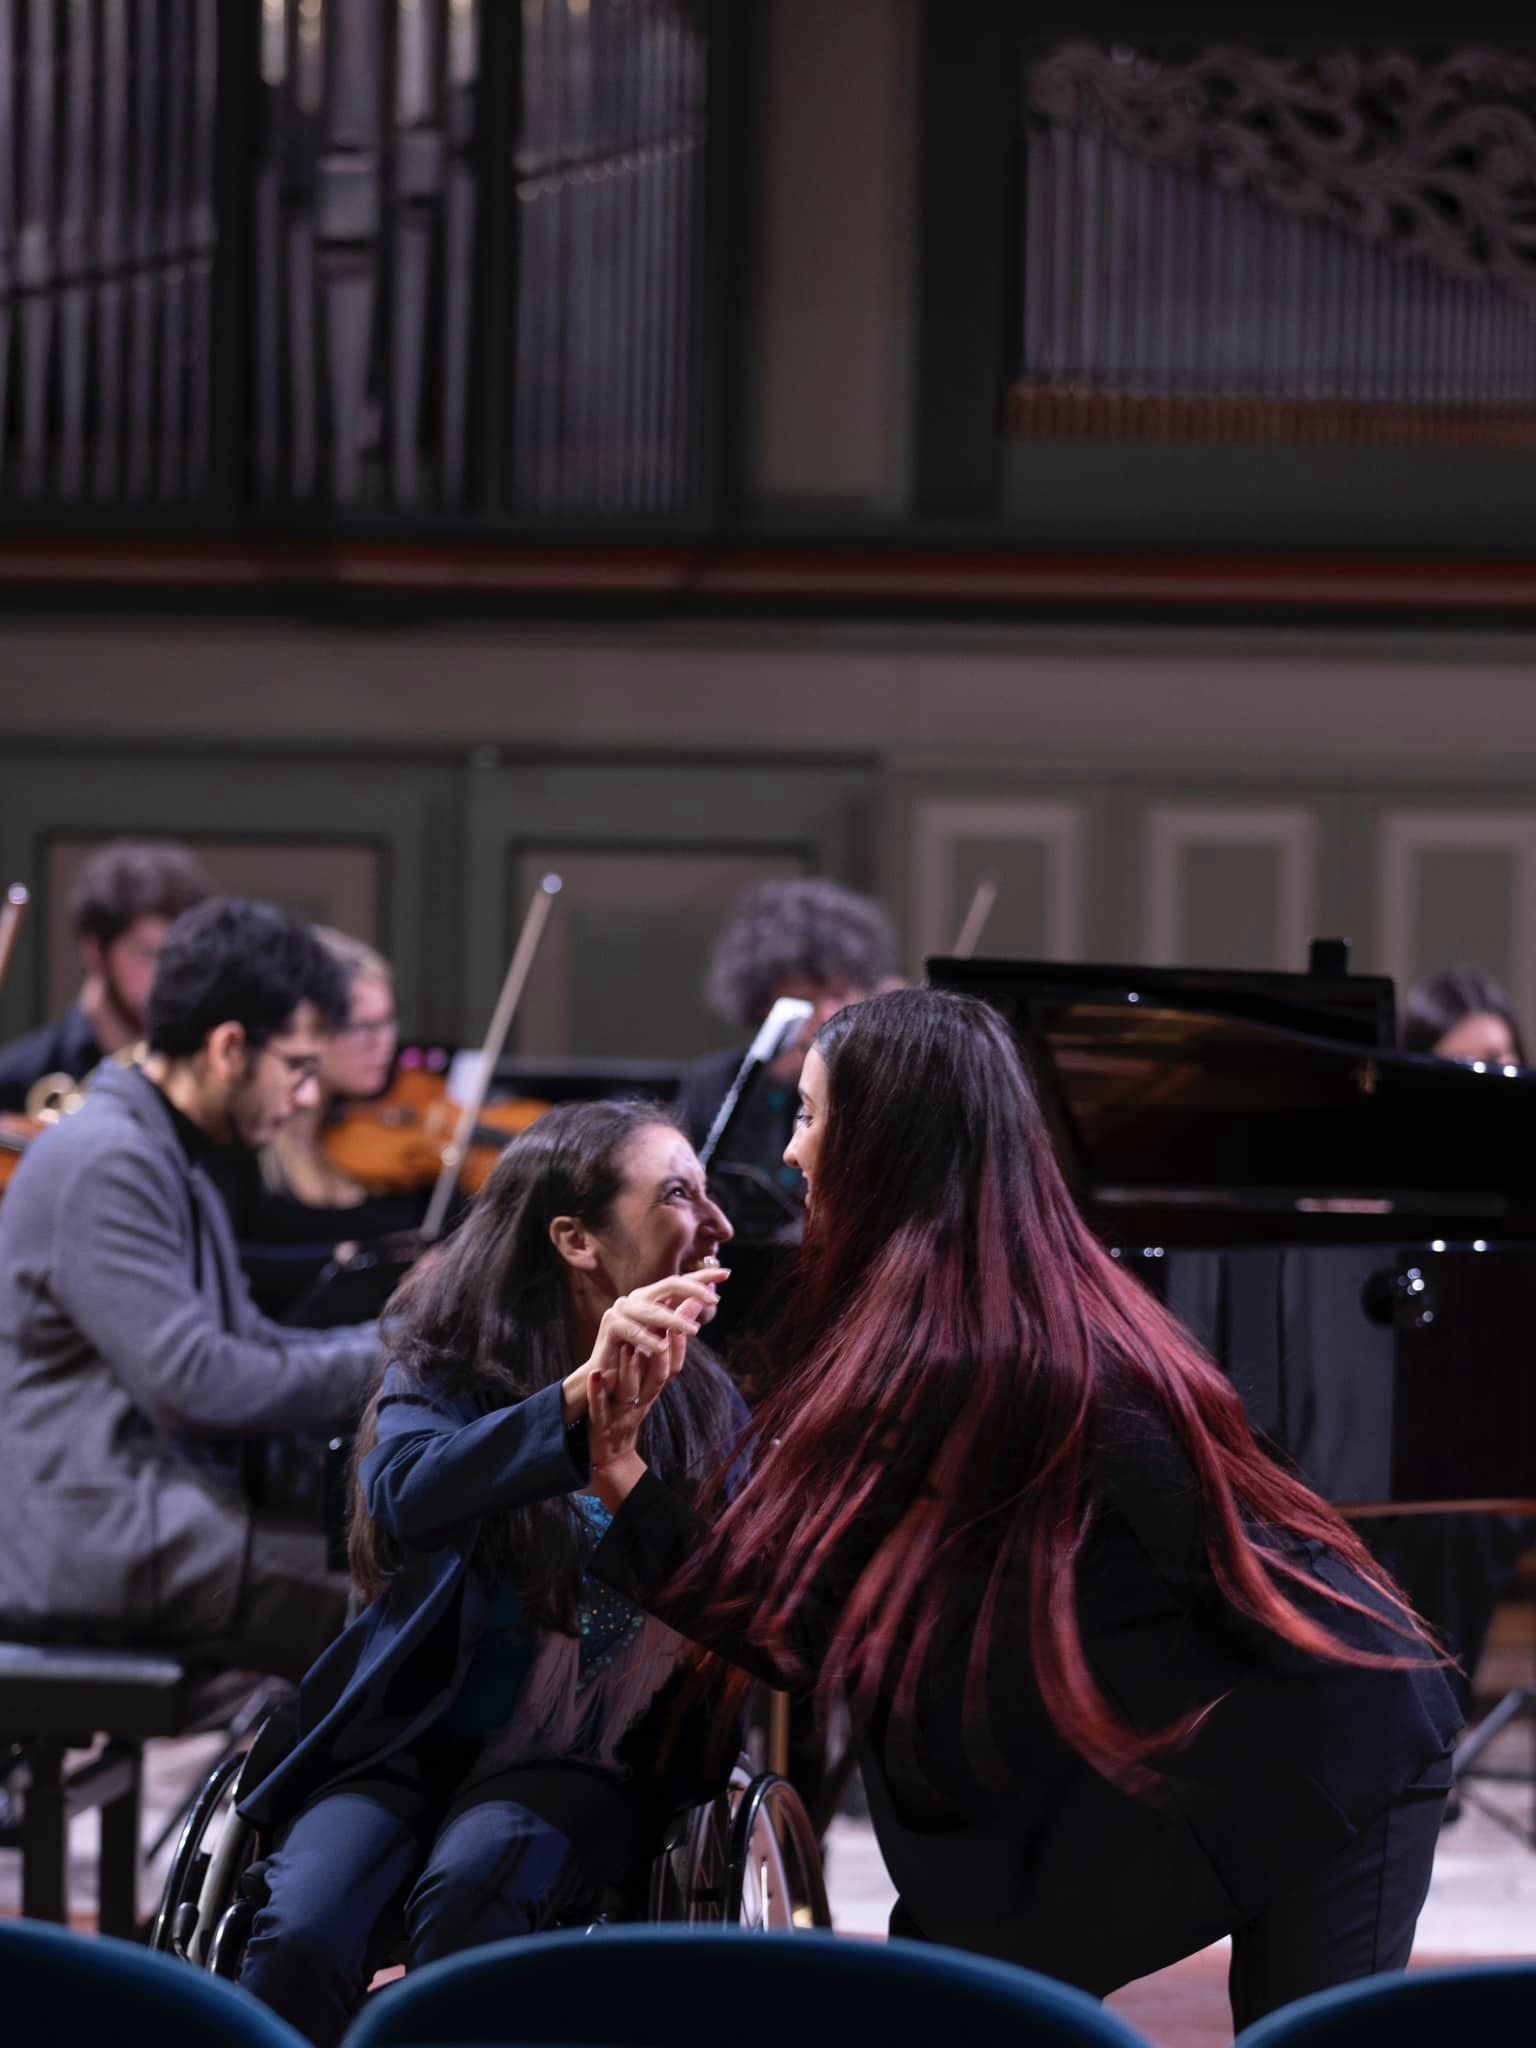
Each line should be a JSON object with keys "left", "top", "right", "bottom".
{"left": 1361, "top": 1265, "right": 1439, "bottom": 1333}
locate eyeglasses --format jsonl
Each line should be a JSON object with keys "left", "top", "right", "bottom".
{"left": 341, "top": 1012, "right": 398, "bottom": 1042}
{"left": 259, "top": 1044, "right": 322, "bottom": 1083}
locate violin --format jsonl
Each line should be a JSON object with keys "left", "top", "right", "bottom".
{"left": 320, "top": 1047, "right": 548, "bottom": 1198}
{"left": 322, "top": 874, "right": 564, "bottom": 1225}
{"left": 0, "top": 1113, "right": 42, "bottom": 1192}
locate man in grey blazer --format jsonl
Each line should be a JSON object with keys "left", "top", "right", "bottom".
{"left": 0, "top": 898, "right": 383, "bottom": 1681}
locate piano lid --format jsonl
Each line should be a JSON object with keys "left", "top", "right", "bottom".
{"left": 926, "top": 955, "right": 1536, "bottom": 1247}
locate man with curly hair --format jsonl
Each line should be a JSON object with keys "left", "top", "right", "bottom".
{"left": 675, "top": 877, "right": 900, "bottom": 1244}
{"left": 0, "top": 839, "right": 214, "bottom": 1112}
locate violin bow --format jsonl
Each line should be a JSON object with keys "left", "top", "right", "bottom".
{"left": 421, "top": 873, "right": 563, "bottom": 1243}
{"left": 949, "top": 873, "right": 998, "bottom": 959}
{"left": 0, "top": 884, "right": 30, "bottom": 996}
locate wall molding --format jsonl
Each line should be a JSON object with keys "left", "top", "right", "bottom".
{"left": 1379, "top": 807, "right": 1536, "bottom": 1034}
{"left": 2, "top": 537, "right": 1536, "bottom": 619}
{"left": 912, "top": 794, "right": 1084, "bottom": 964}
{"left": 1144, "top": 803, "right": 1317, "bottom": 969}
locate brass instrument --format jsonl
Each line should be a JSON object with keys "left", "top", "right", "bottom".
{"left": 24, "top": 1071, "right": 86, "bottom": 1123}
{"left": 22, "top": 1041, "right": 144, "bottom": 1124}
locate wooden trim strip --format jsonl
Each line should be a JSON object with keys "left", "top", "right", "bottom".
{"left": 1, "top": 537, "right": 1536, "bottom": 612}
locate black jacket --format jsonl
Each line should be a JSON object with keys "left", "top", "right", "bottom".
{"left": 674, "top": 1046, "right": 804, "bottom": 1242}
{"left": 0, "top": 1005, "right": 102, "bottom": 1114}
{"left": 593, "top": 1387, "right": 1461, "bottom": 1953}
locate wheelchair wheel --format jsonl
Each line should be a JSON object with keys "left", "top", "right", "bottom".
{"left": 646, "top": 1786, "right": 735, "bottom": 1923}
{"left": 723, "top": 1772, "right": 832, "bottom": 1932}
{"left": 150, "top": 1745, "right": 260, "bottom": 1970}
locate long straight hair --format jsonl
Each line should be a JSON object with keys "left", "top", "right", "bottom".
{"left": 673, "top": 988, "right": 1434, "bottom": 1786}
{"left": 349, "top": 1100, "right": 738, "bottom": 1629}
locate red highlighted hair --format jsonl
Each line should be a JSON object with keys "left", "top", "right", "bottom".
{"left": 680, "top": 988, "right": 1432, "bottom": 1785}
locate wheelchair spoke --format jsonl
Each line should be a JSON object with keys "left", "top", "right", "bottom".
{"left": 724, "top": 1775, "right": 833, "bottom": 1932}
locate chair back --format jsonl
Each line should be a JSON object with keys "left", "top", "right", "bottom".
{"left": 1235, "top": 1962, "right": 1536, "bottom": 2048}
{"left": 1, "top": 1915, "right": 308, "bottom": 2048}
{"left": 344, "top": 1925, "right": 1156, "bottom": 2048}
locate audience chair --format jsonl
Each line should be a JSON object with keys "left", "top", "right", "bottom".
{"left": 344, "top": 1925, "right": 1156, "bottom": 2048}
{"left": 1, "top": 1914, "right": 309, "bottom": 2048}
{"left": 1235, "top": 1962, "right": 1536, "bottom": 2048}
{"left": 0, "top": 1640, "right": 253, "bottom": 1935}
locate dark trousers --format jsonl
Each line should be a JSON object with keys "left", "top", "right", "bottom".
{"left": 1223, "top": 1751, "right": 1450, "bottom": 2030}
{"left": 239, "top": 1748, "right": 633, "bottom": 2048}
{"left": 891, "top": 1750, "right": 1450, "bottom": 2033}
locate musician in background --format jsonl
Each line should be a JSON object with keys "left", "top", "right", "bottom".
{"left": 1370, "top": 964, "right": 1534, "bottom": 1726}
{"left": 216, "top": 927, "right": 427, "bottom": 1321}
{"left": 0, "top": 839, "right": 213, "bottom": 1112}
{"left": 1402, "top": 964, "right": 1527, "bottom": 1068}
{"left": 0, "top": 898, "right": 381, "bottom": 1681}
{"left": 674, "top": 877, "right": 900, "bottom": 1239}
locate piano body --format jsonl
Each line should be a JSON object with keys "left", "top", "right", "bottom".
{"left": 925, "top": 952, "right": 1536, "bottom": 1514}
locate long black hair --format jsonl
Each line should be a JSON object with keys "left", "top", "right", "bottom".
{"left": 349, "top": 1099, "right": 740, "bottom": 1629}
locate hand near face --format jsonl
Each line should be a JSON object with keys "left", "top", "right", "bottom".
{"left": 560, "top": 1268, "right": 726, "bottom": 1425}
{"left": 588, "top": 1327, "right": 685, "bottom": 1463}
{"left": 584, "top": 1283, "right": 716, "bottom": 1507}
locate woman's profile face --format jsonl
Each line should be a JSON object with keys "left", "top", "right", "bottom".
{"left": 586, "top": 1123, "right": 732, "bottom": 1320}
{"left": 1434, "top": 1010, "right": 1521, "bottom": 1068}
{"left": 322, "top": 974, "right": 399, "bottom": 1100}
{"left": 784, "top": 1045, "right": 829, "bottom": 1202}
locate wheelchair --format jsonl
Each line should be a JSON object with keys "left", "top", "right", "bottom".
{"left": 151, "top": 1721, "right": 831, "bottom": 1979}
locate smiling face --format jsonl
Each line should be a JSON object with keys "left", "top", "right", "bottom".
{"left": 580, "top": 1122, "right": 733, "bottom": 1315}
{"left": 783, "top": 1044, "right": 829, "bottom": 1204}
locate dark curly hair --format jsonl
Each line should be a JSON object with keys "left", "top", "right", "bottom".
{"left": 68, "top": 840, "right": 213, "bottom": 949}
{"left": 145, "top": 898, "right": 350, "bottom": 1058}
{"left": 705, "top": 877, "right": 898, "bottom": 1031}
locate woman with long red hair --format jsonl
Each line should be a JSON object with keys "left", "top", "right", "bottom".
{"left": 586, "top": 987, "right": 1461, "bottom": 2029}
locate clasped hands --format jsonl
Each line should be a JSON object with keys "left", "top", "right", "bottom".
{"left": 561, "top": 1268, "right": 728, "bottom": 1506}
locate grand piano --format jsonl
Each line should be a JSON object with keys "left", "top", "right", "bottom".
{"left": 925, "top": 949, "right": 1536, "bottom": 1515}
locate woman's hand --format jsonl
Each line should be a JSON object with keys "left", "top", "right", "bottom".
{"left": 583, "top": 1267, "right": 726, "bottom": 1507}
{"left": 560, "top": 1268, "right": 727, "bottom": 1425}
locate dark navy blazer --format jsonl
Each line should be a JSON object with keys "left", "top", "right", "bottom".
{"left": 240, "top": 1370, "right": 595, "bottom": 1834}
{"left": 240, "top": 1359, "right": 748, "bottom": 1839}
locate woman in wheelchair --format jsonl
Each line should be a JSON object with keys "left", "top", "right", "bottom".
{"left": 232, "top": 1100, "right": 742, "bottom": 2048}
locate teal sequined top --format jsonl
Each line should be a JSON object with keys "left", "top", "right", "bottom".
{"left": 446, "top": 1493, "right": 646, "bottom": 1741}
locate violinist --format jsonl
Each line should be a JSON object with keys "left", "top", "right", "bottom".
{"left": 214, "top": 928, "right": 429, "bottom": 1321}
{"left": 0, "top": 839, "right": 212, "bottom": 1114}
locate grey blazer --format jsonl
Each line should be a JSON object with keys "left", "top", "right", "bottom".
{"left": 0, "top": 1063, "right": 381, "bottom": 1642}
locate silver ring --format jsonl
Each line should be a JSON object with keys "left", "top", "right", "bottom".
{"left": 630, "top": 1396, "right": 642, "bottom": 1408}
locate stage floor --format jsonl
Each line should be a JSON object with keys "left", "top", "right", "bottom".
{"left": 4, "top": 1601, "right": 1532, "bottom": 2048}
